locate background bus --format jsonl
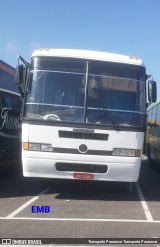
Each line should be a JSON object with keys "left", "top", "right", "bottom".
{"left": 0, "top": 60, "right": 21, "bottom": 167}
{"left": 146, "top": 99, "right": 160, "bottom": 166}
{"left": 0, "top": 59, "right": 18, "bottom": 93}
{"left": 16, "top": 49, "right": 156, "bottom": 182}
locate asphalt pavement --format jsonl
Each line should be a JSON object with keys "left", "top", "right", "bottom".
{"left": 0, "top": 157, "right": 160, "bottom": 247}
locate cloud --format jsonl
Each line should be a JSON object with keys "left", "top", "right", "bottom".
{"left": 5, "top": 41, "right": 18, "bottom": 53}
{"left": 30, "top": 42, "right": 41, "bottom": 52}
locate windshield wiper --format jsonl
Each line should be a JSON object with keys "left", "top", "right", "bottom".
{"left": 97, "top": 97, "right": 118, "bottom": 130}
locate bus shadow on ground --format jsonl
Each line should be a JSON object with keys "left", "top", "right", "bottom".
{"left": 54, "top": 180, "right": 139, "bottom": 202}
{"left": 138, "top": 160, "right": 160, "bottom": 202}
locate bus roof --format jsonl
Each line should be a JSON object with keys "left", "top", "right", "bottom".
{"left": 147, "top": 99, "right": 160, "bottom": 111}
{"left": 32, "top": 49, "right": 145, "bottom": 67}
{"left": 0, "top": 59, "right": 15, "bottom": 76}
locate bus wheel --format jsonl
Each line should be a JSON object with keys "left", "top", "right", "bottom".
{"left": 147, "top": 145, "right": 154, "bottom": 168}
{"left": 122, "top": 182, "right": 133, "bottom": 192}
{"left": 128, "top": 182, "right": 133, "bottom": 192}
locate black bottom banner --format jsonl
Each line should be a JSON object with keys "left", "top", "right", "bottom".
{"left": 0, "top": 238, "right": 160, "bottom": 245}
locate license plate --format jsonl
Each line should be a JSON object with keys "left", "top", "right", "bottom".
{"left": 73, "top": 172, "right": 94, "bottom": 180}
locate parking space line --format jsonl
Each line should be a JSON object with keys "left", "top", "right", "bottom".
{"left": 135, "top": 182, "right": 153, "bottom": 222}
{"left": 6, "top": 188, "right": 50, "bottom": 219}
{"left": 0, "top": 217, "right": 160, "bottom": 223}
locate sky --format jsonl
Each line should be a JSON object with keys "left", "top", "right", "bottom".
{"left": 0, "top": 0, "right": 160, "bottom": 98}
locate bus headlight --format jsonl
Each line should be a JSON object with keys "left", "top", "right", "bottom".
{"left": 112, "top": 148, "right": 141, "bottom": 157}
{"left": 41, "top": 144, "right": 52, "bottom": 152}
{"left": 23, "top": 142, "right": 52, "bottom": 152}
{"left": 29, "top": 143, "right": 41, "bottom": 151}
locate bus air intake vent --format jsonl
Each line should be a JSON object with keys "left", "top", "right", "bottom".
{"left": 59, "top": 131, "right": 108, "bottom": 141}
{"left": 55, "top": 163, "right": 108, "bottom": 174}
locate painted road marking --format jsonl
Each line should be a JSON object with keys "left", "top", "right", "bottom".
{"left": 3, "top": 183, "right": 154, "bottom": 223}
{"left": 0, "top": 217, "right": 160, "bottom": 223}
{"left": 6, "top": 188, "right": 50, "bottom": 219}
{"left": 135, "top": 182, "right": 153, "bottom": 222}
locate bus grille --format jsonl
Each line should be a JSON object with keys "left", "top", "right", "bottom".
{"left": 55, "top": 163, "right": 108, "bottom": 174}
{"left": 59, "top": 131, "right": 108, "bottom": 141}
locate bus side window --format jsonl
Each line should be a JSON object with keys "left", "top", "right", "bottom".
{"left": 5, "top": 94, "right": 20, "bottom": 114}
{"left": 147, "top": 110, "right": 152, "bottom": 128}
{"left": 0, "top": 95, "right": 4, "bottom": 110}
{"left": 151, "top": 106, "right": 156, "bottom": 128}
{"left": 156, "top": 104, "right": 160, "bottom": 127}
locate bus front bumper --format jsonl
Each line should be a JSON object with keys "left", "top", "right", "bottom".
{"left": 22, "top": 154, "right": 141, "bottom": 182}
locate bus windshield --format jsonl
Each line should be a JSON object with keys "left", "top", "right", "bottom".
{"left": 25, "top": 58, "right": 146, "bottom": 128}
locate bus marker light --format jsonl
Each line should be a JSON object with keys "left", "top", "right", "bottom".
{"left": 135, "top": 149, "right": 141, "bottom": 157}
{"left": 23, "top": 142, "right": 29, "bottom": 150}
{"left": 73, "top": 172, "right": 94, "bottom": 180}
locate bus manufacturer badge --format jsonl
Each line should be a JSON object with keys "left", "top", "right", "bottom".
{"left": 79, "top": 144, "right": 88, "bottom": 153}
{"left": 73, "top": 128, "right": 94, "bottom": 133}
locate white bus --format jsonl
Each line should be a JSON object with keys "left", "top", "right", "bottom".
{"left": 16, "top": 49, "right": 157, "bottom": 182}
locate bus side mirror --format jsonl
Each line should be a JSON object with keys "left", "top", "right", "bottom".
{"left": 15, "top": 64, "right": 24, "bottom": 85}
{"left": 15, "top": 64, "right": 25, "bottom": 97}
{"left": 148, "top": 80, "right": 157, "bottom": 103}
